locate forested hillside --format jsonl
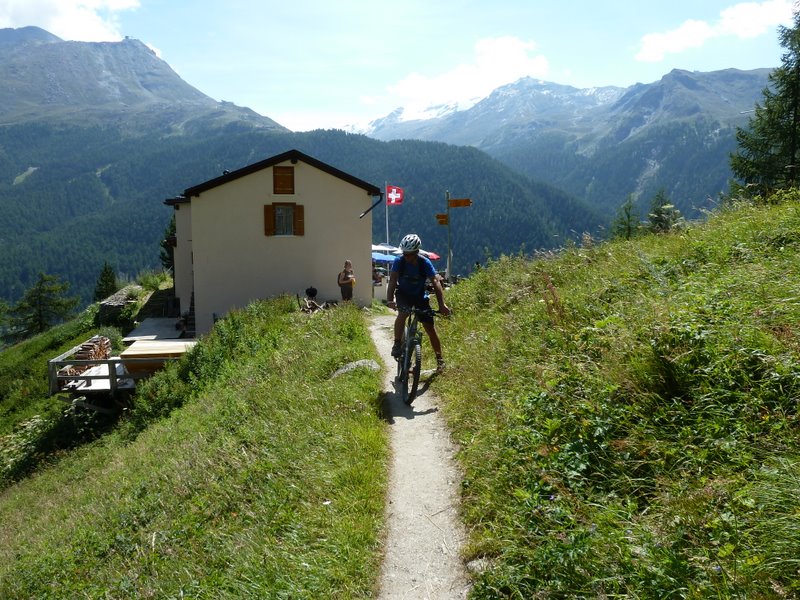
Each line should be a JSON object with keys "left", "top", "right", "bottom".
{"left": 2, "top": 27, "right": 768, "bottom": 312}
{"left": 493, "top": 116, "right": 739, "bottom": 215}
{"left": 0, "top": 124, "right": 601, "bottom": 306}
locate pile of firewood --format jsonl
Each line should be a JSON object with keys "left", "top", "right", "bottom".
{"left": 75, "top": 336, "right": 111, "bottom": 360}
{"left": 59, "top": 336, "right": 112, "bottom": 376}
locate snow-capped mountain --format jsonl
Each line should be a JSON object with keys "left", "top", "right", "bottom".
{"left": 362, "top": 68, "right": 771, "bottom": 216}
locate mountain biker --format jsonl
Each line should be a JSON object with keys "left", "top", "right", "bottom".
{"left": 386, "top": 233, "right": 451, "bottom": 371}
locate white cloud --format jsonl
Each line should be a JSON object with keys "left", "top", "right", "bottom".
{"left": 0, "top": 0, "right": 139, "bottom": 41}
{"left": 385, "top": 36, "right": 549, "bottom": 120}
{"left": 636, "top": 20, "right": 715, "bottom": 62}
{"left": 719, "top": 0, "right": 794, "bottom": 37}
{"left": 636, "top": 0, "right": 794, "bottom": 62}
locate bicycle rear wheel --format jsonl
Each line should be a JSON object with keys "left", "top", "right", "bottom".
{"left": 407, "top": 342, "right": 422, "bottom": 403}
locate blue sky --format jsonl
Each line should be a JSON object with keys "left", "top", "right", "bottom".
{"left": 0, "top": 0, "right": 794, "bottom": 131}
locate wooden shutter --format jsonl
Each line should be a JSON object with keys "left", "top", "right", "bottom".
{"left": 273, "top": 166, "right": 294, "bottom": 194}
{"left": 264, "top": 204, "right": 275, "bottom": 236}
{"left": 293, "top": 204, "right": 304, "bottom": 236}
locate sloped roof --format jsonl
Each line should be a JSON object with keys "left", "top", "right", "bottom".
{"left": 165, "top": 149, "right": 381, "bottom": 205}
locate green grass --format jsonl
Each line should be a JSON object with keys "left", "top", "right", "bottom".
{"left": 435, "top": 195, "right": 800, "bottom": 598}
{"left": 0, "top": 305, "right": 126, "bottom": 485}
{"left": 4, "top": 195, "right": 800, "bottom": 598}
{"left": 0, "top": 304, "right": 100, "bottom": 434}
{"left": 0, "top": 299, "right": 388, "bottom": 598}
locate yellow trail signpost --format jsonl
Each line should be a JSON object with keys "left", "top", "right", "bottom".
{"left": 440, "top": 191, "right": 472, "bottom": 279}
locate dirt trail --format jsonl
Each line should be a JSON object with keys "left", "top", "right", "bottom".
{"left": 370, "top": 314, "right": 470, "bottom": 600}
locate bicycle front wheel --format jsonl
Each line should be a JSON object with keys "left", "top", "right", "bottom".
{"left": 397, "top": 344, "right": 410, "bottom": 403}
{"left": 408, "top": 342, "right": 422, "bottom": 403}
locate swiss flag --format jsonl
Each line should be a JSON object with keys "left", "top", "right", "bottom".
{"left": 386, "top": 185, "right": 404, "bottom": 206}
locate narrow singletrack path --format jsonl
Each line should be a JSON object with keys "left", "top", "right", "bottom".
{"left": 370, "top": 314, "right": 470, "bottom": 600}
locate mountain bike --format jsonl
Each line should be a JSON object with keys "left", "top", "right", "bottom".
{"left": 395, "top": 305, "right": 437, "bottom": 405}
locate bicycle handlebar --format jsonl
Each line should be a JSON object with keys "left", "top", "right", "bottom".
{"left": 395, "top": 305, "right": 450, "bottom": 318}
{"left": 383, "top": 299, "right": 451, "bottom": 317}
{"left": 405, "top": 306, "right": 438, "bottom": 317}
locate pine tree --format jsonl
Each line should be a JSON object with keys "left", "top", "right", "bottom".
{"left": 93, "top": 261, "right": 119, "bottom": 301}
{"left": 159, "top": 214, "right": 176, "bottom": 273}
{"left": 648, "top": 190, "right": 683, "bottom": 233}
{"left": 731, "top": 9, "right": 800, "bottom": 194}
{"left": 611, "top": 194, "right": 640, "bottom": 240}
{"left": 0, "top": 299, "right": 7, "bottom": 346}
{"left": 10, "top": 273, "right": 79, "bottom": 338}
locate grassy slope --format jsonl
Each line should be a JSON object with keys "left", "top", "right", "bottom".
{"left": 0, "top": 299, "right": 388, "bottom": 599}
{"left": 0, "top": 306, "right": 100, "bottom": 436}
{"left": 3, "top": 197, "right": 800, "bottom": 598}
{"left": 437, "top": 195, "right": 800, "bottom": 597}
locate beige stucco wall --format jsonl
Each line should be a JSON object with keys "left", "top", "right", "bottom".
{"left": 187, "top": 160, "right": 374, "bottom": 334}
{"left": 172, "top": 202, "right": 193, "bottom": 315}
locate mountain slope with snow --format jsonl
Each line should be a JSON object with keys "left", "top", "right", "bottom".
{"left": 364, "top": 68, "right": 771, "bottom": 215}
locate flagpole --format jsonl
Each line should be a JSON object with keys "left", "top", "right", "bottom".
{"left": 445, "top": 190, "right": 452, "bottom": 280}
{"left": 384, "top": 181, "right": 389, "bottom": 244}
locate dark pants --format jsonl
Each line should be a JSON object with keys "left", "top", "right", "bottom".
{"left": 395, "top": 291, "right": 434, "bottom": 324}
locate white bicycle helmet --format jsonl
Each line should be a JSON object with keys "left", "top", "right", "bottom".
{"left": 399, "top": 233, "right": 422, "bottom": 253}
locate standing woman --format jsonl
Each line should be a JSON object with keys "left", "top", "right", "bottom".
{"left": 338, "top": 260, "right": 355, "bottom": 301}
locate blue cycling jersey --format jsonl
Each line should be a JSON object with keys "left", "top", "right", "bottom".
{"left": 391, "top": 254, "right": 436, "bottom": 298}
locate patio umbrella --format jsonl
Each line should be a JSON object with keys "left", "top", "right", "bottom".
{"left": 390, "top": 248, "right": 441, "bottom": 260}
{"left": 372, "top": 252, "right": 396, "bottom": 263}
{"left": 372, "top": 243, "right": 398, "bottom": 253}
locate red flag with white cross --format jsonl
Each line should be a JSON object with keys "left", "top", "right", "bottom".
{"left": 386, "top": 185, "right": 404, "bottom": 206}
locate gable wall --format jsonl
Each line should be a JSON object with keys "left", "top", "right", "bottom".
{"left": 189, "top": 160, "right": 374, "bottom": 334}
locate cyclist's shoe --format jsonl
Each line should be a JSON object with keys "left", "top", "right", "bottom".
{"left": 391, "top": 341, "right": 402, "bottom": 358}
{"left": 436, "top": 357, "right": 446, "bottom": 373}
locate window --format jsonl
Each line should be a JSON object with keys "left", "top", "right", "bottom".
{"left": 264, "top": 203, "right": 304, "bottom": 236}
{"left": 273, "top": 166, "right": 294, "bottom": 194}
{"left": 275, "top": 204, "right": 293, "bottom": 235}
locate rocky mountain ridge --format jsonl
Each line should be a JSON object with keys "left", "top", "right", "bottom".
{"left": 366, "top": 68, "right": 768, "bottom": 146}
{"left": 366, "top": 78, "right": 627, "bottom": 145}
{"left": 0, "top": 26, "right": 286, "bottom": 133}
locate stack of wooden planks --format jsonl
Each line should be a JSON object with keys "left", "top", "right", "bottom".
{"left": 120, "top": 340, "right": 197, "bottom": 374}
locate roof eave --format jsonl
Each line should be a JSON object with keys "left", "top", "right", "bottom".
{"left": 164, "top": 195, "right": 189, "bottom": 206}
{"left": 181, "top": 149, "right": 381, "bottom": 199}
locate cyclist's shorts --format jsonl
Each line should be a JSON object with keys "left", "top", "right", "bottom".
{"left": 396, "top": 291, "right": 434, "bottom": 324}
